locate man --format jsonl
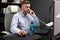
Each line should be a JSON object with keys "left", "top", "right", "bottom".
{"left": 10, "top": 0, "right": 40, "bottom": 36}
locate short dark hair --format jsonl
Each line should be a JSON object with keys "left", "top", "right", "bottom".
{"left": 20, "top": 0, "right": 31, "bottom": 7}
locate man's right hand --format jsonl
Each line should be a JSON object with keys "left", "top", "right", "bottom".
{"left": 18, "top": 30, "right": 27, "bottom": 36}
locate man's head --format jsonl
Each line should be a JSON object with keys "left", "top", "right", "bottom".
{"left": 20, "top": 0, "right": 31, "bottom": 15}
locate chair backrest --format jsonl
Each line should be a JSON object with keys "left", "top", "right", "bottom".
{"left": 4, "top": 5, "right": 20, "bottom": 32}
{"left": 4, "top": 14, "right": 14, "bottom": 32}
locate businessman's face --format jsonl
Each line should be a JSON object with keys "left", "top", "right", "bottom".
{"left": 21, "top": 4, "right": 30, "bottom": 14}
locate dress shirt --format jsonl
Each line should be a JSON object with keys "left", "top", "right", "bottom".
{"left": 10, "top": 11, "right": 40, "bottom": 35}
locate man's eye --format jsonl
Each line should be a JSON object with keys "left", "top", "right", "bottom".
{"left": 24, "top": 6, "right": 30, "bottom": 8}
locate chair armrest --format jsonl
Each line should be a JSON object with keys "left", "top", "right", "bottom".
{"left": 1, "top": 31, "right": 11, "bottom": 35}
{"left": 0, "top": 31, "right": 18, "bottom": 40}
{"left": 0, "top": 34, "right": 18, "bottom": 40}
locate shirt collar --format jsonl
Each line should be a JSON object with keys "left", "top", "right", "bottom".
{"left": 19, "top": 11, "right": 28, "bottom": 17}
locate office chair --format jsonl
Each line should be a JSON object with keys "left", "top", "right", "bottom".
{"left": 0, "top": 5, "right": 20, "bottom": 40}
{"left": 1, "top": 5, "right": 42, "bottom": 40}
{"left": 2, "top": 5, "right": 20, "bottom": 33}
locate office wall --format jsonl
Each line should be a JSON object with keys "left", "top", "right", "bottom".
{"left": 29, "top": 0, "right": 53, "bottom": 23}
{"left": 29, "top": 0, "right": 53, "bottom": 29}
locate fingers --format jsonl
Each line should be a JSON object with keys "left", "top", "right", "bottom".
{"left": 20, "top": 31, "right": 23, "bottom": 36}
{"left": 28, "top": 9, "right": 33, "bottom": 13}
{"left": 29, "top": 9, "right": 33, "bottom": 14}
{"left": 21, "top": 30, "right": 25, "bottom": 35}
{"left": 24, "top": 30, "right": 27, "bottom": 34}
{"left": 29, "top": 9, "right": 36, "bottom": 16}
{"left": 19, "top": 30, "right": 27, "bottom": 36}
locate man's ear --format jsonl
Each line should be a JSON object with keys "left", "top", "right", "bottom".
{"left": 21, "top": 5, "right": 23, "bottom": 8}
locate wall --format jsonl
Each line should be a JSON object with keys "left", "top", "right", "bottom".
{"left": 29, "top": 0, "right": 53, "bottom": 29}
{"left": 30, "top": 0, "right": 53, "bottom": 23}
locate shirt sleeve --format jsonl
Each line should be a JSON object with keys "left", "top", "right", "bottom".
{"left": 32, "top": 15, "right": 40, "bottom": 26}
{"left": 10, "top": 15, "right": 20, "bottom": 34}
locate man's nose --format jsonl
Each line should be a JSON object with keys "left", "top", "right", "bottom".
{"left": 28, "top": 8, "right": 29, "bottom": 11}
{"left": 28, "top": 8, "right": 30, "bottom": 11}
